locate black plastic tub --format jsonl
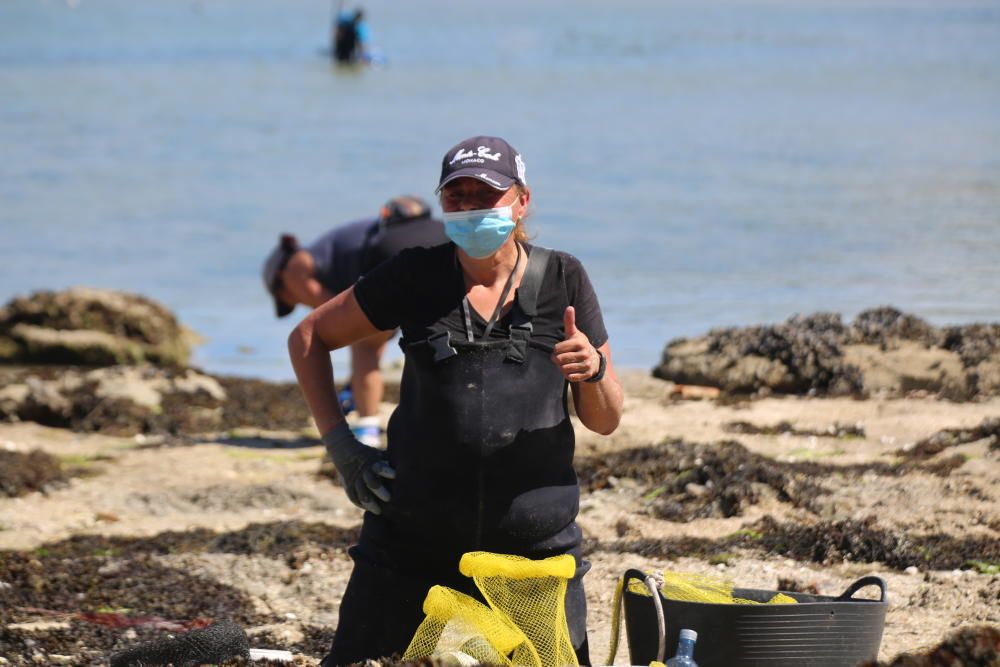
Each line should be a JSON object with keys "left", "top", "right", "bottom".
{"left": 622, "top": 569, "right": 888, "bottom": 667}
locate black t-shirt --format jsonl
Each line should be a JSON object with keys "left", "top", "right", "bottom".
{"left": 353, "top": 242, "right": 608, "bottom": 350}
{"left": 362, "top": 215, "right": 448, "bottom": 273}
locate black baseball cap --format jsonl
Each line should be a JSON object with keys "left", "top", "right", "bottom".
{"left": 379, "top": 195, "right": 431, "bottom": 225}
{"left": 262, "top": 233, "right": 299, "bottom": 318}
{"left": 436, "top": 135, "right": 527, "bottom": 193}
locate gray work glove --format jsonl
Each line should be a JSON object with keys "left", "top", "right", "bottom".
{"left": 322, "top": 422, "right": 395, "bottom": 515}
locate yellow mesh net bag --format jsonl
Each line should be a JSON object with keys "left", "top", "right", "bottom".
{"left": 403, "top": 552, "right": 579, "bottom": 667}
{"left": 402, "top": 585, "right": 530, "bottom": 666}
{"left": 658, "top": 570, "right": 797, "bottom": 605}
{"left": 460, "top": 552, "right": 579, "bottom": 667}
{"left": 615, "top": 569, "right": 796, "bottom": 605}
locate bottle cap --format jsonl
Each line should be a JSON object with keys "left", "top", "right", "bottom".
{"left": 679, "top": 628, "right": 698, "bottom": 641}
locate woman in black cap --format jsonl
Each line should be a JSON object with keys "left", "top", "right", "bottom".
{"left": 288, "top": 136, "right": 623, "bottom": 666}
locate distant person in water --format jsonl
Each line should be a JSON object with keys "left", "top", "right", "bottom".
{"left": 333, "top": 7, "right": 369, "bottom": 64}
{"left": 262, "top": 196, "right": 447, "bottom": 446}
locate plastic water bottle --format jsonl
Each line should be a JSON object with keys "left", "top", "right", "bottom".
{"left": 665, "top": 628, "right": 698, "bottom": 666}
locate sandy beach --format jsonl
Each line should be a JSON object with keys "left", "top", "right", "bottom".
{"left": 2, "top": 365, "right": 997, "bottom": 665}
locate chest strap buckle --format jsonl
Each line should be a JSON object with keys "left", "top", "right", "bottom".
{"left": 428, "top": 330, "right": 458, "bottom": 363}
{"left": 506, "top": 322, "right": 532, "bottom": 364}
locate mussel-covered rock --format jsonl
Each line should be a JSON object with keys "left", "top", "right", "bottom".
{"left": 0, "top": 287, "right": 193, "bottom": 367}
{"left": 654, "top": 307, "right": 1000, "bottom": 399}
{"left": 0, "top": 365, "right": 226, "bottom": 435}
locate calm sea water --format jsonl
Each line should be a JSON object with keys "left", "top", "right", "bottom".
{"left": 2, "top": 0, "right": 999, "bottom": 380}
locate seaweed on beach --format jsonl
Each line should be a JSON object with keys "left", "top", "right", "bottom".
{"left": 594, "top": 516, "right": 1000, "bottom": 572}
{"left": 576, "top": 440, "right": 920, "bottom": 521}
{"left": 15, "top": 520, "right": 360, "bottom": 565}
{"left": 0, "top": 552, "right": 263, "bottom": 627}
{"left": 723, "top": 420, "right": 866, "bottom": 438}
{"left": 214, "top": 374, "right": 400, "bottom": 433}
{"left": 217, "top": 376, "right": 316, "bottom": 432}
{"left": 0, "top": 449, "right": 68, "bottom": 497}
{"left": 898, "top": 417, "right": 1000, "bottom": 460}
{"left": 575, "top": 436, "right": 967, "bottom": 522}
{"left": 583, "top": 533, "right": 740, "bottom": 562}
{"left": 575, "top": 438, "right": 827, "bottom": 519}
{"left": 0, "top": 521, "right": 360, "bottom": 659}
{"left": 858, "top": 624, "right": 1000, "bottom": 667}
{"left": 746, "top": 516, "right": 1000, "bottom": 571}
{"left": 0, "top": 550, "right": 266, "bottom": 665}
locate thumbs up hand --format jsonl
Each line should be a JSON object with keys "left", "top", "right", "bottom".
{"left": 552, "top": 306, "right": 601, "bottom": 383}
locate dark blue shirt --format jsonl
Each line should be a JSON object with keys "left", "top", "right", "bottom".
{"left": 306, "top": 216, "right": 447, "bottom": 295}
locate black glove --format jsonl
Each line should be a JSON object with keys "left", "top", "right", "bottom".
{"left": 322, "top": 422, "right": 395, "bottom": 515}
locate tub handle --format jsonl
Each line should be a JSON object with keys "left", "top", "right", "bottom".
{"left": 618, "top": 569, "right": 667, "bottom": 663}
{"left": 837, "top": 576, "right": 888, "bottom": 603}
{"left": 644, "top": 573, "right": 666, "bottom": 663}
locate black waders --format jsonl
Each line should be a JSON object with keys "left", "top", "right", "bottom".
{"left": 324, "top": 246, "right": 590, "bottom": 666}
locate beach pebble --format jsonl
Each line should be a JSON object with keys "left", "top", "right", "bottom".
{"left": 684, "top": 483, "right": 708, "bottom": 498}
{"left": 284, "top": 612, "right": 298, "bottom": 620}
{"left": 98, "top": 561, "right": 123, "bottom": 575}
{"left": 905, "top": 566, "right": 920, "bottom": 575}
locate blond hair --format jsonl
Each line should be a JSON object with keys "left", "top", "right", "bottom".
{"left": 513, "top": 184, "right": 533, "bottom": 243}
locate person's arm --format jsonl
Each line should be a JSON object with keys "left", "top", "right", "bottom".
{"left": 289, "top": 286, "right": 395, "bottom": 514}
{"left": 288, "top": 286, "right": 378, "bottom": 435}
{"left": 552, "top": 307, "right": 623, "bottom": 435}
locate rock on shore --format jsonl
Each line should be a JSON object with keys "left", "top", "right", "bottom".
{"left": 0, "top": 287, "right": 192, "bottom": 367}
{"left": 654, "top": 307, "right": 1000, "bottom": 400}
{"left": 0, "top": 365, "right": 229, "bottom": 435}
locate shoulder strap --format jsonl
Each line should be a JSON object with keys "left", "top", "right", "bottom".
{"left": 506, "top": 245, "right": 552, "bottom": 364}
{"left": 516, "top": 245, "right": 552, "bottom": 318}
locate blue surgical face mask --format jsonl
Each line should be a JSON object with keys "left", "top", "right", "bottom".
{"left": 442, "top": 205, "right": 516, "bottom": 259}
